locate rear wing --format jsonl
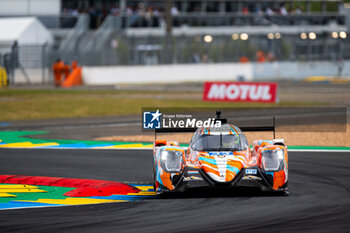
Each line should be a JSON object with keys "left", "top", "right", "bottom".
{"left": 155, "top": 117, "right": 276, "bottom": 139}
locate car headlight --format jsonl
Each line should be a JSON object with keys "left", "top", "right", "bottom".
{"left": 262, "top": 149, "right": 284, "bottom": 171}
{"left": 160, "top": 150, "right": 183, "bottom": 173}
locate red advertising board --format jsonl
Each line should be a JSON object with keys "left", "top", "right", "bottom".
{"left": 203, "top": 82, "right": 278, "bottom": 103}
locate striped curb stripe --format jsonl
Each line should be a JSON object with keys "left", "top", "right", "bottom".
{"left": 0, "top": 183, "right": 156, "bottom": 210}
{"left": 0, "top": 131, "right": 349, "bottom": 151}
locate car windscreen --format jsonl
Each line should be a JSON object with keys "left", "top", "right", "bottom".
{"left": 191, "top": 134, "right": 246, "bottom": 151}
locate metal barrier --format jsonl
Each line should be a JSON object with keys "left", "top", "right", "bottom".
{"left": 49, "top": 30, "right": 350, "bottom": 67}
{"left": 0, "top": 42, "right": 53, "bottom": 85}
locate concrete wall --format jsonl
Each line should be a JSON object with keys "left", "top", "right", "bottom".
{"left": 12, "top": 60, "right": 350, "bottom": 85}
{"left": 13, "top": 68, "right": 47, "bottom": 84}
{"left": 82, "top": 63, "right": 253, "bottom": 85}
{"left": 82, "top": 61, "right": 350, "bottom": 85}
{"left": 253, "top": 61, "right": 350, "bottom": 80}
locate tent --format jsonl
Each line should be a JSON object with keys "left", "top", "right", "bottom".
{"left": 0, "top": 17, "right": 53, "bottom": 46}
{"left": 0, "top": 17, "right": 54, "bottom": 84}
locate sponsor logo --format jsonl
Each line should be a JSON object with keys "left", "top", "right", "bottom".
{"left": 143, "top": 109, "right": 162, "bottom": 129}
{"left": 188, "top": 171, "right": 199, "bottom": 174}
{"left": 162, "top": 118, "right": 221, "bottom": 128}
{"left": 184, "top": 176, "right": 203, "bottom": 181}
{"left": 245, "top": 169, "right": 257, "bottom": 174}
{"left": 209, "top": 152, "right": 233, "bottom": 156}
{"left": 203, "top": 82, "right": 278, "bottom": 103}
{"left": 242, "top": 175, "right": 262, "bottom": 181}
{"left": 143, "top": 108, "right": 222, "bottom": 129}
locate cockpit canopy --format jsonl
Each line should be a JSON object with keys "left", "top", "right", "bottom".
{"left": 190, "top": 124, "right": 249, "bottom": 151}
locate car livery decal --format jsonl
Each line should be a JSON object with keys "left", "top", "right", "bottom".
{"left": 199, "top": 154, "right": 245, "bottom": 182}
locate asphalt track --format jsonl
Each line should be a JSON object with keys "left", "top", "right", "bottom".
{"left": 0, "top": 149, "right": 349, "bottom": 233}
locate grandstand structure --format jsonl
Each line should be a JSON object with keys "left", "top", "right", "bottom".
{"left": 0, "top": 0, "right": 349, "bottom": 78}
{"left": 60, "top": 0, "right": 349, "bottom": 66}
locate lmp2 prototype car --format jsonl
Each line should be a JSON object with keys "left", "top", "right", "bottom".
{"left": 152, "top": 116, "right": 288, "bottom": 195}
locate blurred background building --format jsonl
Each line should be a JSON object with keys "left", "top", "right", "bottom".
{"left": 0, "top": 0, "right": 349, "bottom": 84}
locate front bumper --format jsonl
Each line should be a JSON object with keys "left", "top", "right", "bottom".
{"left": 158, "top": 166, "right": 287, "bottom": 193}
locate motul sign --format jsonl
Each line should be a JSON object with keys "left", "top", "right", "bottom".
{"left": 203, "top": 82, "right": 278, "bottom": 103}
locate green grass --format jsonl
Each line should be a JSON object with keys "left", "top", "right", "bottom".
{"left": 0, "top": 89, "right": 322, "bottom": 121}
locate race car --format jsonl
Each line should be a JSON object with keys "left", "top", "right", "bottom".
{"left": 152, "top": 113, "right": 288, "bottom": 195}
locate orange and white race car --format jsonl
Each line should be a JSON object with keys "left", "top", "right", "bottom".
{"left": 152, "top": 113, "right": 288, "bottom": 195}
